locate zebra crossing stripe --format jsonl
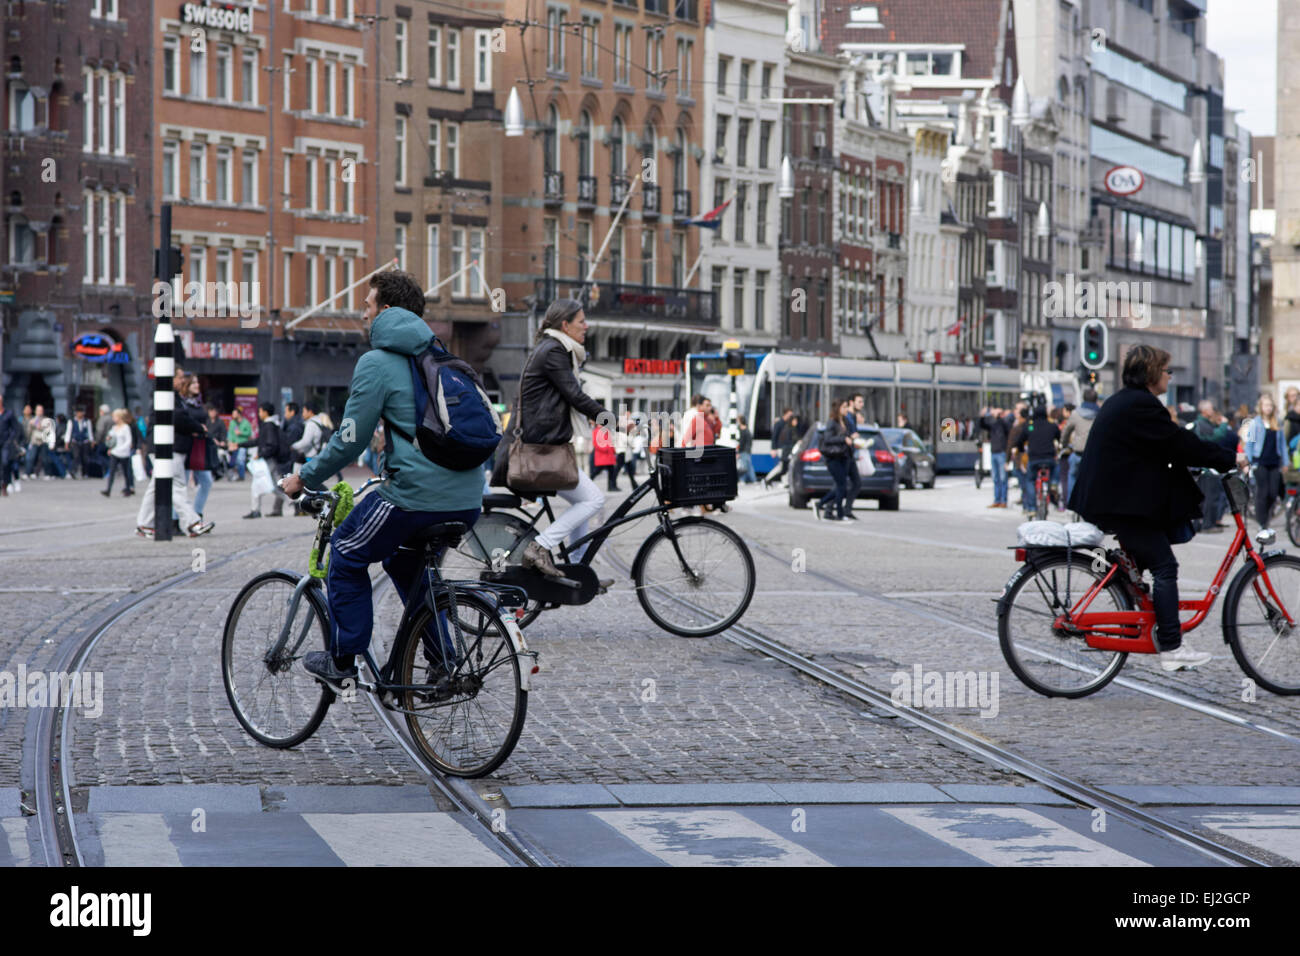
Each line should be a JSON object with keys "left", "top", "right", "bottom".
{"left": 589, "top": 810, "right": 832, "bottom": 867}
{"left": 1, "top": 818, "right": 31, "bottom": 866}
{"left": 301, "top": 813, "right": 510, "bottom": 867}
{"left": 883, "top": 806, "right": 1150, "bottom": 867}
{"left": 1199, "top": 810, "right": 1300, "bottom": 862}
{"left": 98, "top": 814, "right": 183, "bottom": 867}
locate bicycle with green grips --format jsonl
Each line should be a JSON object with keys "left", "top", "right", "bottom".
{"left": 220, "top": 470, "right": 536, "bottom": 777}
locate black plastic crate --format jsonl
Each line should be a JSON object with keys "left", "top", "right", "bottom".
{"left": 657, "top": 445, "right": 738, "bottom": 506}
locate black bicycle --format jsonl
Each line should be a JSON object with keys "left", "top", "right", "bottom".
{"left": 439, "top": 446, "right": 756, "bottom": 637}
{"left": 221, "top": 473, "right": 536, "bottom": 777}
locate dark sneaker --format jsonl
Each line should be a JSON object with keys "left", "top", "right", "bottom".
{"left": 521, "top": 541, "right": 564, "bottom": 578}
{"left": 242, "top": 510, "right": 262, "bottom": 519}
{"left": 303, "top": 651, "right": 358, "bottom": 692}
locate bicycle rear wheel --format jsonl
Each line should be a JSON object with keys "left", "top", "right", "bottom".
{"left": 398, "top": 589, "right": 526, "bottom": 777}
{"left": 222, "top": 571, "right": 333, "bottom": 747}
{"left": 1288, "top": 497, "right": 1300, "bottom": 549}
{"left": 632, "top": 516, "right": 756, "bottom": 637}
{"left": 1223, "top": 553, "right": 1300, "bottom": 695}
{"left": 437, "top": 511, "right": 545, "bottom": 628}
{"left": 998, "top": 553, "right": 1131, "bottom": 697}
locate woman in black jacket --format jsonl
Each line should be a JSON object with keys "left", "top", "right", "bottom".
{"left": 1068, "top": 345, "right": 1242, "bottom": 672}
{"left": 816, "top": 399, "right": 853, "bottom": 521}
{"left": 516, "top": 299, "right": 611, "bottom": 579}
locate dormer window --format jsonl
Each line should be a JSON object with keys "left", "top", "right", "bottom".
{"left": 848, "top": 6, "right": 882, "bottom": 27}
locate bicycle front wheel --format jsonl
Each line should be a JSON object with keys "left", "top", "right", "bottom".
{"left": 221, "top": 570, "right": 333, "bottom": 747}
{"left": 1223, "top": 552, "right": 1300, "bottom": 695}
{"left": 437, "top": 511, "right": 545, "bottom": 628}
{"left": 632, "top": 516, "right": 756, "bottom": 637}
{"left": 399, "top": 589, "right": 527, "bottom": 777}
{"left": 998, "top": 553, "right": 1131, "bottom": 697}
{"left": 1288, "top": 498, "right": 1300, "bottom": 548}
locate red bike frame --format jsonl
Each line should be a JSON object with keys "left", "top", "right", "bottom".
{"left": 1036, "top": 510, "right": 1297, "bottom": 654}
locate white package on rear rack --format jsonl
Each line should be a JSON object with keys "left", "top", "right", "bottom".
{"left": 1016, "top": 521, "right": 1104, "bottom": 548}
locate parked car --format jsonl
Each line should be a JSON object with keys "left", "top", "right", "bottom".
{"left": 880, "top": 427, "right": 936, "bottom": 489}
{"left": 788, "top": 423, "right": 901, "bottom": 511}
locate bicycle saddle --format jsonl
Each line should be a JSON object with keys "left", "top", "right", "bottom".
{"left": 483, "top": 492, "right": 522, "bottom": 511}
{"left": 405, "top": 521, "right": 469, "bottom": 547}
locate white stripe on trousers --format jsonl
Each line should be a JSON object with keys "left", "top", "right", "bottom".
{"left": 334, "top": 499, "right": 393, "bottom": 555}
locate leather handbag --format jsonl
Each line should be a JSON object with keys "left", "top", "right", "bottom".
{"left": 505, "top": 351, "right": 580, "bottom": 493}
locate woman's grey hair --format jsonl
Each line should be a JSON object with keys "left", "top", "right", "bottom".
{"left": 537, "top": 298, "right": 584, "bottom": 342}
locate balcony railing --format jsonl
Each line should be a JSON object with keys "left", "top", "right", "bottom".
{"left": 535, "top": 278, "right": 718, "bottom": 326}
{"left": 672, "top": 189, "right": 691, "bottom": 218}
{"left": 643, "top": 184, "right": 661, "bottom": 217}
{"left": 577, "top": 175, "right": 597, "bottom": 206}
{"left": 610, "top": 175, "right": 630, "bottom": 205}
{"left": 543, "top": 170, "right": 564, "bottom": 204}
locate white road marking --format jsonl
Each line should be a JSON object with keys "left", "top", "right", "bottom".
{"left": 590, "top": 809, "right": 832, "bottom": 866}
{"left": 98, "top": 813, "right": 183, "bottom": 866}
{"left": 884, "top": 806, "right": 1150, "bottom": 866}
{"left": 302, "top": 813, "right": 509, "bottom": 867}
{"left": 1, "top": 817, "right": 31, "bottom": 866}
{"left": 1200, "top": 811, "right": 1300, "bottom": 862}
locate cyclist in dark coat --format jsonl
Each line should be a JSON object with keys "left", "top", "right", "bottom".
{"left": 1012, "top": 401, "right": 1060, "bottom": 516}
{"left": 1068, "top": 345, "right": 1242, "bottom": 671}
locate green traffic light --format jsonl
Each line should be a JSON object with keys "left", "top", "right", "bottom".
{"left": 1087, "top": 350, "right": 1099, "bottom": 361}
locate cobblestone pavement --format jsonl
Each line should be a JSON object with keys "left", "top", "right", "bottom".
{"left": 9, "top": 469, "right": 1300, "bottom": 811}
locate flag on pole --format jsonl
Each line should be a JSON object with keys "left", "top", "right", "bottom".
{"left": 944, "top": 317, "right": 964, "bottom": 337}
{"left": 685, "top": 197, "right": 732, "bottom": 229}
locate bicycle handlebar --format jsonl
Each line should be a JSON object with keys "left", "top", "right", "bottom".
{"left": 280, "top": 468, "right": 394, "bottom": 502}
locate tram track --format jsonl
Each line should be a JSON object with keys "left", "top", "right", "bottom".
{"left": 601, "top": 540, "right": 1274, "bottom": 866}
{"left": 32, "top": 534, "right": 549, "bottom": 868}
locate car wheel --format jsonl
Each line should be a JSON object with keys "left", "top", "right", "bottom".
{"left": 922, "top": 477, "right": 936, "bottom": 489}
{"left": 789, "top": 490, "right": 808, "bottom": 509}
{"left": 879, "top": 494, "right": 900, "bottom": 511}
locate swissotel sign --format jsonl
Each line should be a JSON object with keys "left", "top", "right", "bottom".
{"left": 181, "top": 2, "right": 253, "bottom": 33}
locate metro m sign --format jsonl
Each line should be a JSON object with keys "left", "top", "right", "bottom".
{"left": 1104, "top": 165, "right": 1144, "bottom": 197}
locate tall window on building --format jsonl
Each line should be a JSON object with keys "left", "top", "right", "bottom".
{"left": 324, "top": 157, "right": 337, "bottom": 213}
{"left": 283, "top": 155, "right": 292, "bottom": 210}
{"left": 163, "top": 36, "right": 180, "bottom": 95}
{"left": 469, "top": 229, "right": 485, "bottom": 295}
{"left": 475, "top": 29, "right": 493, "bottom": 89}
{"left": 711, "top": 267, "right": 724, "bottom": 315}
{"left": 162, "top": 141, "right": 179, "bottom": 198}
{"left": 733, "top": 269, "right": 747, "bottom": 327}
{"left": 343, "top": 256, "right": 355, "bottom": 310}
{"left": 324, "top": 60, "right": 336, "bottom": 115}
{"left": 754, "top": 271, "right": 767, "bottom": 330}
{"left": 395, "top": 17, "right": 409, "bottom": 78}
{"left": 82, "top": 192, "right": 94, "bottom": 283}
{"left": 676, "top": 38, "right": 693, "bottom": 97}
{"left": 671, "top": 231, "right": 684, "bottom": 287}
{"left": 242, "top": 150, "right": 257, "bottom": 205}
{"left": 82, "top": 68, "right": 94, "bottom": 150}
{"left": 446, "top": 123, "right": 460, "bottom": 177}
{"left": 717, "top": 57, "right": 729, "bottom": 96}
{"left": 216, "top": 45, "right": 233, "bottom": 101}
{"left": 343, "top": 151, "right": 356, "bottom": 213}
{"left": 394, "top": 115, "right": 407, "bottom": 186}
{"left": 283, "top": 55, "right": 294, "bottom": 111}
{"left": 304, "top": 153, "right": 317, "bottom": 210}
{"left": 758, "top": 120, "right": 772, "bottom": 169}
{"left": 216, "top": 147, "right": 232, "bottom": 203}
{"left": 641, "top": 227, "right": 655, "bottom": 286}
{"left": 543, "top": 217, "right": 558, "bottom": 280}
{"left": 426, "top": 223, "right": 440, "bottom": 291}
{"left": 610, "top": 115, "right": 625, "bottom": 175}
{"left": 580, "top": 16, "right": 599, "bottom": 78}
{"left": 282, "top": 252, "right": 293, "bottom": 308}
{"left": 305, "top": 57, "right": 318, "bottom": 112}
{"left": 427, "top": 120, "right": 441, "bottom": 175}
{"left": 451, "top": 227, "right": 467, "bottom": 294}
{"left": 428, "top": 27, "right": 442, "bottom": 84}
{"left": 303, "top": 253, "right": 316, "bottom": 308}
{"left": 611, "top": 224, "right": 623, "bottom": 282}
{"left": 577, "top": 220, "right": 592, "bottom": 278}
{"left": 241, "top": 48, "right": 257, "bottom": 104}
{"left": 446, "top": 29, "right": 460, "bottom": 85}
{"left": 756, "top": 184, "right": 769, "bottom": 244}
{"left": 190, "top": 143, "right": 207, "bottom": 201}
{"left": 190, "top": 46, "right": 207, "bottom": 98}
{"left": 739, "top": 61, "right": 751, "bottom": 100}
{"left": 737, "top": 119, "right": 750, "bottom": 167}
{"left": 761, "top": 64, "right": 773, "bottom": 100}
{"left": 614, "top": 24, "right": 632, "bottom": 85}
{"left": 97, "top": 69, "right": 109, "bottom": 154}
{"left": 734, "top": 183, "right": 747, "bottom": 242}
{"left": 645, "top": 33, "right": 664, "bottom": 92}
{"left": 395, "top": 224, "right": 407, "bottom": 271}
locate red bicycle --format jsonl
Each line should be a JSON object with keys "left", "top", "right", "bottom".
{"left": 998, "top": 471, "right": 1300, "bottom": 697}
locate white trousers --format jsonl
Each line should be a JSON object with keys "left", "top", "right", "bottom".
{"left": 534, "top": 469, "right": 606, "bottom": 555}
{"left": 136, "top": 454, "right": 200, "bottom": 530}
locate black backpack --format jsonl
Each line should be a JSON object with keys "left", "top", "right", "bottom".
{"left": 271, "top": 420, "right": 292, "bottom": 463}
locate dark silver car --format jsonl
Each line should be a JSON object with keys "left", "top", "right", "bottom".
{"left": 788, "top": 424, "right": 901, "bottom": 511}
{"left": 880, "top": 427, "right": 936, "bottom": 489}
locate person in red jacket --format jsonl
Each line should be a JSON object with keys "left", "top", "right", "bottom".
{"left": 590, "top": 422, "right": 620, "bottom": 491}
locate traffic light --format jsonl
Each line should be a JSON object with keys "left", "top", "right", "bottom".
{"left": 1079, "top": 319, "right": 1107, "bottom": 370}
{"left": 154, "top": 245, "right": 184, "bottom": 280}
{"left": 724, "top": 339, "right": 744, "bottom": 376}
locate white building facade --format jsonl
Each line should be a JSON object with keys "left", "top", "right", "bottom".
{"left": 701, "top": 0, "right": 787, "bottom": 346}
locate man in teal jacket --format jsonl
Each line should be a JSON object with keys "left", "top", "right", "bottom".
{"left": 282, "top": 271, "right": 483, "bottom": 689}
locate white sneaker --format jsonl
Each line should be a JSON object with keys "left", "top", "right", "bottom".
{"left": 1159, "top": 642, "right": 1213, "bottom": 672}
{"left": 12, "top": 480, "right": 20, "bottom": 493}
